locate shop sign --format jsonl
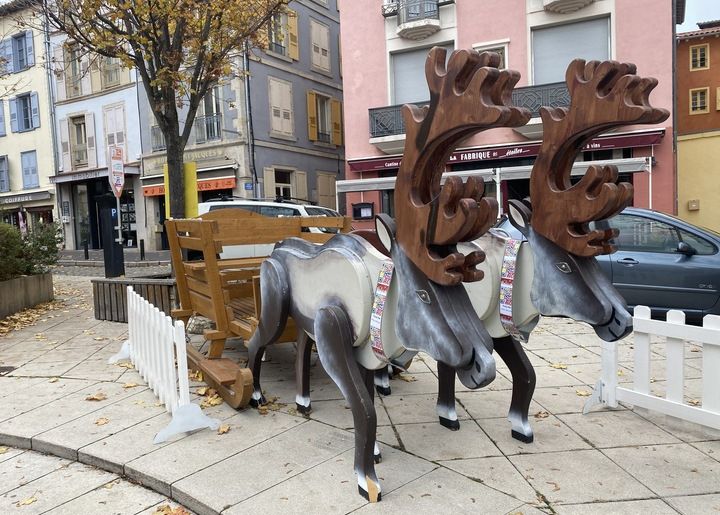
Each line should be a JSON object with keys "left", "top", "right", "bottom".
{"left": 110, "top": 147, "right": 125, "bottom": 198}
{"left": 143, "top": 177, "right": 237, "bottom": 196}
{"left": 0, "top": 190, "right": 53, "bottom": 204}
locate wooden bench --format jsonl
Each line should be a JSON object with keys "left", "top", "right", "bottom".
{"left": 165, "top": 207, "right": 351, "bottom": 408}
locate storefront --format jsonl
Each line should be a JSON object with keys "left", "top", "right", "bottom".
{"left": 0, "top": 190, "right": 55, "bottom": 233}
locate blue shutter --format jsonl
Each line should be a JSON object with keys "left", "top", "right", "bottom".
{"left": 0, "top": 100, "right": 5, "bottom": 136}
{"left": 21, "top": 151, "right": 38, "bottom": 189}
{"left": 0, "top": 157, "right": 8, "bottom": 192}
{"left": 25, "top": 31, "right": 34, "bottom": 67}
{"left": 9, "top": 97, "right": 18, "bottom": 132}
{"left": 30, "top": 92, "right": 40, "bottom": 128}
{"left": 2, "top": 39, "right": 12, "bottom": 74}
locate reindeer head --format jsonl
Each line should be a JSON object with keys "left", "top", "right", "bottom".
{"left": 513, "top": 59, "right": 669, "bottom": 341}
{"left": 386, "top": 47, "right": 530, "bottom": 388}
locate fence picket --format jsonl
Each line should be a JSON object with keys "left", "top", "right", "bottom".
{"left": 633, "top": 306, "right": 652, "bottom": 395}
{"left": 108, "top": 287, "right": 220, "bottom": 443}
{"left": 703, "top": 315, "right": 720, "bottom": 412}
{"left": 665, "top": 310, "right": 685, "bottom": 403}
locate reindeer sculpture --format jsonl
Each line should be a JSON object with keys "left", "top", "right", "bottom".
{"left": 430, "top": 59, "right": 670, "bottom": 442}
{"left": 246, "top": 48, "right": 529, "bottom": 502}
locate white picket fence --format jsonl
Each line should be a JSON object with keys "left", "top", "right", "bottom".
{"left": 109, "top": 286, "right": 220, "bottom": 443}
{"left": 584, "top": 305, "right": 720, "bottom": 430}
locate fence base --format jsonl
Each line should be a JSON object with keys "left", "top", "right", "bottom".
{"left": 107, "top": 340, "right": 131, "bottom": 364}
{"left": 154, "top": 403, "right": 221, "bottom": 444}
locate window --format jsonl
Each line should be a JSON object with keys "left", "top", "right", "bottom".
{"left": 195, "top": 87, "right": 222, "bottom": 143}
{"left": 21, "top": 151, "right": 38, "bottom": 189}
{"left": 690, "top": 87, "right": 709, "bottom": 114}
{"left": 307, "top": 91, "right": 343, "bottom": 145}
{"left": 71, "top": 116, "right": 88, "bottom": 167}
{"left": 268, "top": 10, "right": 298, "bottom": 59}
{"left": 269, "top": 77, "right": 294, "bottom": 138}
{"left": 310, "top": 19, "right": 331, "bottom": 73}
{"left": 104, "top": 104, "right": 126, "bottom": 160}
{"left": 10, "top": 92, "right": 40, "bottom": 132}
{"left": 1, "top": 32, "right": 34, "bottom": 73}
{"left": 532, "top": 17, "right": 609, "bottom": 84}
{"left": 0, "top": 100, "right": 5, "bottom": 137}
{"left": 690, "top": 44, "right": 709, "bottom": 70}
{"left": 66, "top": 44, "right": 83, "bottom": 98}
{"left": 274, "top": 169, "right": 293, "bottom": 200}
{"left": 263, "top": 167, "right": 308, "bottom": 202}
{"left": 391, "top": 44, "right": 453, "bottom": 104}
{"left": 60, "top": 113, "right": 96, "bottom": 171}
{"left": 102, "top": 56, "right": 122, "bottom": 88}
{"left": 473, "top": 40, "right": 509, "bottom": 69}
{"left": 605, "top": 214, "right": 716, "bottom": 255}
{"left": 0, "top": 155, "right": 8, "bottom": 192}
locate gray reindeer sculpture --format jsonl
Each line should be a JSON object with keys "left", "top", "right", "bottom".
{"left": 431, "top": 58, "right": 670, "bottom": 442}
{"left": 246, "top": 47, "right": 529, "bottom": 502}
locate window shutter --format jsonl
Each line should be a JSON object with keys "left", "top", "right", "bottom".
{"left": 25, "top": 31, "right": 34, "bottom": 67}
{"left": 59, "top": 118, "right": 71, "bottom": 171}
{"left": 2, "top": 40, "right": 13, "bottom": 74}
{"left": 80, "top": 54, "right": 91, "bottom": 95}
{"left": 320, "top": 25, "right": 330, "bottom": 71}
{"left": 0, "top": 156, "right": 8, "bottom": 192}
{"left": 293, "top": 170, "right": 308, "bottom": 202}
{"left": 85, "top": 112, "right": 97, "bottom": 168}
{"left": 30, "top": 92, "right": 40, "bottom": 128}
{"left": 307, "top": 91, "right": 317, "bottom": 141}
{"left": 53, "top": 45, "right": 66, "bottom": 101}
{"left": 269, "top": 79, "right": 282, "bottom": 133}
{"left": 9, "top": 97, "right": 18, "bottom": 133}
{"left": 0, "top": 100, "right": 5, "bottom": 137}
{"left": 281, "top": 82, "right": 293, "bottom": 135}
{"left": 288, "top": 10, "right": 299, "bottom": 60}
{"left": 90, "top": 57, "right": 102, "bottom": 92}
{"left": 330, "top": 98, "right": 342, "bottom": 146}
{"left": 22, "top": 152, "right": 38, "bottom": 188}
{"left": 317, "top": 172, "right": 336, "bottom": 208}
{"left": 263, "top": 167, "right": 276, "bottom": 199}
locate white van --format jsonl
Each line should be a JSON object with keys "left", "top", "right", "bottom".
{"left": 197, "top": 198, "right": 344, "bottom": 258}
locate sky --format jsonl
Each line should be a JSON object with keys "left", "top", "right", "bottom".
{"left": 677, "top": 0, "right": 720, "bottom": 32}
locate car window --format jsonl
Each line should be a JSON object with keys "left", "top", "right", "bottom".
{"left": 259, "top": 206, "right": 301, "bottom": 217}
{"left": 305, "top": 207, "right": 341, "bottom": 217}
{"left": 209, "top": 204, "right": 258, "bottom": 214}
{"left": 601, "top": 214, "right": 716, "bottom": 255}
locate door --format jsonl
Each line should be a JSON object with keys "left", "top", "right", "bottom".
{"left": 606, "top": 213, "right": 720, "bottom": 317}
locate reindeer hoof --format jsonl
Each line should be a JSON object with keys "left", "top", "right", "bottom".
{"left": 249, "top": 393, "right": 267, "bottom": 408}
{"left": 511, "top": 429, "right": 534, "bottom": 443}
{"left": 358, "top": 484, "right": 382, "bottom": 503}
{"left": 439, "top": 416, "right": 460, "bottom": 431}
{"left": 375, "top": 385, "right": 391, "bottom": 396}
{"left": 296, "top": 402, "right": 312, "bottom": 415}
{"left": 374, "top": 452, "right": 382, "bottom": 464}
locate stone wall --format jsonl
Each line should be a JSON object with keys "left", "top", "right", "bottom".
{"left": 0, "top": 273, "right": 54, "bottom": 319}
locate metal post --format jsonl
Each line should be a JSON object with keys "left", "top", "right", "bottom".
{"left": 83, "top": 240, "right": 89, "bottom": 260}
{"left": 139, "top": 239, "right": 145, "bottom": 261}
{"left": 115, "top": 196, "right": 123, "bottom": 245}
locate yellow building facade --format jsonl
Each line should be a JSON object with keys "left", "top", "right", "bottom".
{"left": 678, "top": 131, "right": 720, "bottom": 231}
{"left": 0, "top": 1, "right": 56, "bottom": 230}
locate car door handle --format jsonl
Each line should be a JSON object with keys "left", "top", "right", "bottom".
{"left": 617, "top": 257, "right": 639, "bottom": 266}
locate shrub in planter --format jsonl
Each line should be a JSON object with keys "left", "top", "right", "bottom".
{"left": 22, "top": 221, "right": 62, "bottom": 274}
{"left": 0, "top": 223, "right": 26, "bottom": 281}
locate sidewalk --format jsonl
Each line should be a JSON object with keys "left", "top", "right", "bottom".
{"left": 0, "top": 274, "right": 719, "bottom": 514}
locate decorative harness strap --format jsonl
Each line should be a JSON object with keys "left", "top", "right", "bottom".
{"left": 499, "top": 238, "right": 527, "bottom": 343}
{"left": 369, "top": 260, "right": 394, "bottom": 363}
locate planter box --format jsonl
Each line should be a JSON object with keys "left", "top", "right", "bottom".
{"left": 92, "top": 277, "right": 177, "bottom": 322}
{"left": 0, "top": 273, "right": 54, "bottom": 319}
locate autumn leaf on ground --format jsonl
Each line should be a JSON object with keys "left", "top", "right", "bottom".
{"left": 550, "top": 363, "right": 568, "bottom": 370}
{"left": 93, "top": 337, "right": 107, "bottom": 341}
{"left": 116, "top": 362, "right": 134, "bottom": 370}
{"left": 103, "top": 480, "right": 119, "bottom": 489}
{"left": 575, "top": 389, "right": 592, "bottom": 397}
{"left": 48, "top": 377, "right": 59, "bottom": 383}
{"left": 200, "top": 393, "right": 223, "bottom": 408}
{"left": 546, "top": 481, "right": 561, "bottom": 492}
{"left": 534, "top": 411, "right": 550, "bottom": 419}
{"left": 95, "top": 417, "right": 110, "bottom": 426}
{"left": 396, "top": 374, "right": 416, "bottom": 382}
{"left": 152, "top": 504, "right": 191, "bottom": 515}
{"left": 617, "top": 369, "right": 626, "bottom": 376}
{"left": 122, "top": 383, "right": 139, "bottom": 389}
{"left": 688, "top": 399, "right": 701, "bottom": 406}
{"left": 690, "top": 346, "right": 701, "bottom": 353}
{"left": 217, "top": 424, "right": 230, "bottom": 435}
{"left": 258, "top": 405, "right": 269, "bottom": 415}
{"left": 196, "top": 386, "right": 210, "bottom": 396}
{"left": 188, "top": 370, "right": 203, "bottom": 382}
{"left": 16, "top": 497, "right": 37, "bottom": 507}
{"left": 0, "top": 447, "right": 8, "bottom": 454}
{"left": 86, "top": 392, "right": 108, "bottom": 401}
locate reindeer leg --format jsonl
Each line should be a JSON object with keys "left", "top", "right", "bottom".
{"left": 295, "top": 330, "right": 312, "bottom": 414}
{"left": 374, "top": 366, "right": 391, "bottom": 396}
{"left": 361, "top": 366, "right": 382, "bottom": 464}
{"left": 436, "top": 361, "right": 460, "bottom": 430}
{"left": 314, "top": 306, "right": 381, "bottom": 503}
{"left": 247, "top": 259, "right": 291, "bottom": 408}
{"left": 495, "top": 335, "right": 536, "bottom": 443}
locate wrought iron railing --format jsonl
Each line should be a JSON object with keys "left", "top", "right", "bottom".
{"left": 397, "top": 0, "right": 439, "bottom": 25}
{"left": 151, "top": 126, "right": 166, "bottom": 152}
{"left": 382, "top": 0, "right": 453, "bottom": 17}
{"left": 368, "top": 81, "right": 570, "bottom": 138}
{"left": 72, "top": 145, "right": 88, "bottom": 168}
{"left": 194, "top": 114, "right": 222, "bottom": 144}
{"left": 317, "top": 131, "right": 331, "bottom": 144}
{"left": 270, "top": 41, "right": 286, "bottom": 56}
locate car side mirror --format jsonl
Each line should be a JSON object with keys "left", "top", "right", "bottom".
{"left": 677, "top": 241, "right": 697, "bottom": 256}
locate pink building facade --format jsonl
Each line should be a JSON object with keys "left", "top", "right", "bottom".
{"left": 338, "top": 0, "right": 676, "bottom": 227}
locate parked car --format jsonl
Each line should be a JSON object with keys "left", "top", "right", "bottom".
{"left": 197, "top": 197, "right": 344, "bottom": 259}
{"left": 495, "top": 207, "right": 720, "bottom": 323}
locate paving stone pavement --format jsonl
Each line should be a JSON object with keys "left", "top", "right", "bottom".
{"left": 0, "top": 274, "right": 719, "bottom": 514}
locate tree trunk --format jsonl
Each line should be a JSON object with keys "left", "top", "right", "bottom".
{"left": 165, "top": 132, "right": 186, "bottom": 219}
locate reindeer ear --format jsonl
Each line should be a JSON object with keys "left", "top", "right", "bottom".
{"left": 375, "top": 214, "right": 396, "bottom": 253}
{"left": 508, "top": 199, "right": 531, "bottom": 237}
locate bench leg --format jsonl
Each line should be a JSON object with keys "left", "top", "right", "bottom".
{"left": 203, "top": 330, "right": 227, "bottom": 359}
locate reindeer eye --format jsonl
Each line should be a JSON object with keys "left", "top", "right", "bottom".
{"left": 416, "top": 290, "right": 431, "bottom": 304}
{"left": 555, "top": 262, "right": 572, "bottom": 274}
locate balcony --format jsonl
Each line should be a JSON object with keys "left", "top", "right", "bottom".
{"left": 194, "top": 114, "right": 222, "bottom": 144}
{"left": 543, "top": 0, "right": 595, "bottom": 14}
{"left": 151, "top": 126, "right": 166, "bottom": 152}
{"left": 395, "top": 0, "right": 440, "bottom": 40}
{"left": 72, "top": 144, "right": 88, "bottom": 169}
{"left": 368, "top": 82, "right": 570, "bottom": 152}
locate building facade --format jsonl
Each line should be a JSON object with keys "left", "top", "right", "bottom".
{"left": 0, "top": 0, "right": 56, "bottom": 232}
{"left": 48, "top": 32, "right": 143, "bottom": 250}
{"left": 139, "top": 0, "right": 345, "bottom": 251}
{"left": 338, "top": 0, "right": 676, "bottom": 228}
{"left": 676, "top": 21, "right": 720, "bottom": 231}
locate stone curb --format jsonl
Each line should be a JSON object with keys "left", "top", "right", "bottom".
{"left": 56, "top": 260, "right": 170, "bottom": 267}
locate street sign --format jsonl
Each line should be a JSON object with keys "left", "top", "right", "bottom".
{"left": 109, "top": 147, "right": 125, "bottom": 198}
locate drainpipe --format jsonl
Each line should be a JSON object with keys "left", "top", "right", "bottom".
{"left": 43, "top": 1, "right": 62, "bottom": 239}
{"left": 243, "top": 42, "right": 258, "bottom": 198}
{"left": 648, "top": 149, "right": 654, "bottom": 210}
{"left": 672, "top": 0, "right": 679, "bottom": 214}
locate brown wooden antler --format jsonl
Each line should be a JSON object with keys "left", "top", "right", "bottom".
{"left": 394, "top": 47, "right": 530, "bottom": 286}
{"left": 530, "top": 59, "right": 669, "bottom": 256}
